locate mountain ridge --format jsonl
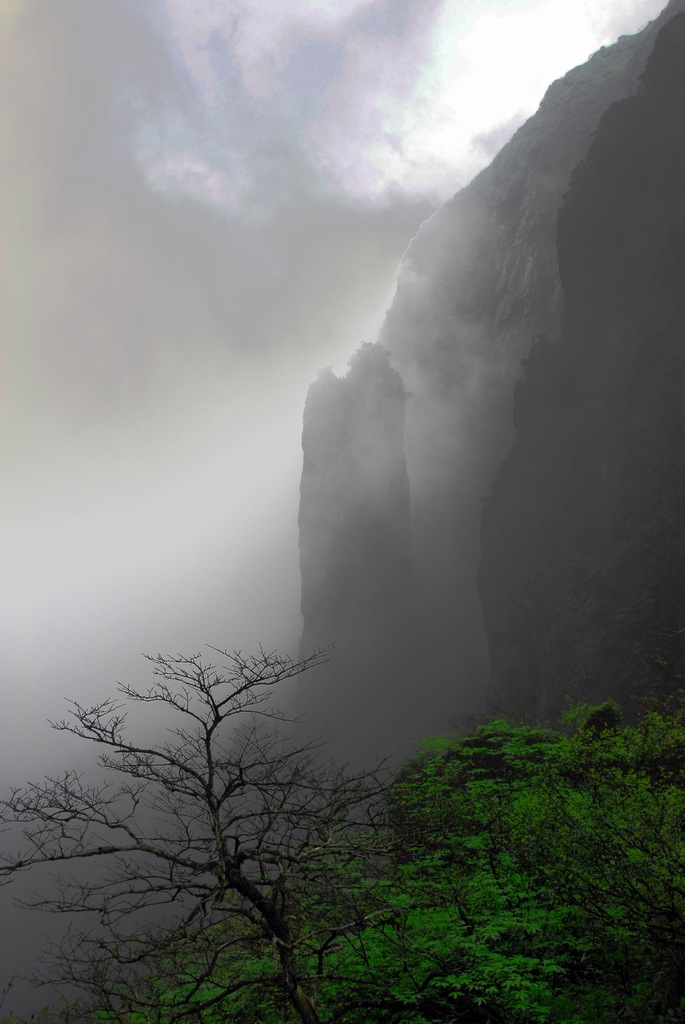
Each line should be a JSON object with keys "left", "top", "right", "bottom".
{"left": 479, "top": 12, "right": 685, "bottom": 717}
{"left": 298, "top": 2, "right": 685, "bottom": 749}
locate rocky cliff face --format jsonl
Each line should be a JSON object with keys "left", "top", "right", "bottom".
{"left": 375, "top": 0, "right": 685, "bottom": 717}
{"left": 478, "top": 14, "right": 685, "bottom": 719}
{"left": 298, "top": 1, "right": 685, "bottom": 742}
{"left": 297, "top": 344, "right": 421, "bottom": 760}
{"left": 299, "top": 343, "right": 412, "bottom": 655}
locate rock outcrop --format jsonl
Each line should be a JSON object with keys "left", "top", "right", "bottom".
{"left": 299, "top": 343, "right": 412, "bottom": 656}
{"left": 297, "top": 344, "right": 421, "bottom": 760}
{"left": 298, "top": 1, "right": 685, "bottom": 742}
{"left": 375, "top": 0, "right": 685, "bottom": 718}
{"left": 478, "top": 14, "right": 685, "bottom": 719}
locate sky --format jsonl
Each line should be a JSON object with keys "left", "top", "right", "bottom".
{"left": 0, "top": 0, "right": 672, "bottom": 1007}
{"left": 1, "top": 0, "right": 669, "bottom": 774}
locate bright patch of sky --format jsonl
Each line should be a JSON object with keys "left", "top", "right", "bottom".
{"left": 157, "top": 0, "right": 667, "bottom": 210}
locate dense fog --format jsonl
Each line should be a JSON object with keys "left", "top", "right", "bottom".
{"left": 1, "top": 0, "right": 668, "bottom": 1014}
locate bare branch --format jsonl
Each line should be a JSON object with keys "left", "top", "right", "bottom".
{"left": 1, "top": 646, "right": 387, "bottom": 1024}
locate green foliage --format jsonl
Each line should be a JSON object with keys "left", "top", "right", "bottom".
{"left": 314, "top": 708, "right": 685, "bottom": 1023}
{"left": 15, "top": 704, "right": 685, "bottom": 1024}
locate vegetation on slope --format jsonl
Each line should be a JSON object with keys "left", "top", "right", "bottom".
{"left": 3, "top": 663, "right": 685, "bottom": 1023}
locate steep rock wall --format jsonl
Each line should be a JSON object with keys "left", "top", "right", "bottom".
{"left": 376, "top": 0, "right": 685, "bottom": 715}
{"left": 478, "top": 14, "right": 685, "bottom": 718}
{"left": 297, "top": 344, "right": 421, "bottom": 760}
{"left": 299, "top": 343, "right": 412, "bottom": 655}
{"left": 298, "top": 1, "right": 685, "bottom": 744}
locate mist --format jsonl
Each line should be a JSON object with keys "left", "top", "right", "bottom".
{"left": 1, "top": 0, "right": 670, "bottom": 1013}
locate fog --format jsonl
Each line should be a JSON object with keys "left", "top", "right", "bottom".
{"left": 0, "top": 0, "right": 669, "bottom": 1012}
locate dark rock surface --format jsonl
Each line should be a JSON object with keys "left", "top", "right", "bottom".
{"left": 478, "top": 14, "right": 685, "bottom": 719}
{"left": 299, "top": 343, "right": 412, "bottom": 656}
{"left": 297, "top": 2, "right": 685, "bottom": 747}
{"left": 297, "top": 344, "right": 421, "bottom": 761}
{"left": 376, "top": 0, "right": 685, "bottom": 720}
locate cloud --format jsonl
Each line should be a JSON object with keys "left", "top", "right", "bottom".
{"left": 147, "top": 151, "right": 240, "bottom": 206}
{"left": 303, "top": 0, "right": 446, "bottom": 199}
{"left": 1, "top": 0, "right": 433, "bottom": 705}
{"left": 471, "top": 111, "right": 529, "bottom": 163}
{"left": 587, "top": 0, "right": 669, "bottom": 41}
{"left": 156, "top": 0, "right": 445, "bottom": 207}
{"left": 163, "top": 0, "right": 374, "bottom": 101}
{"left": 157, "top": 0, "right": 672, "bottom": 209}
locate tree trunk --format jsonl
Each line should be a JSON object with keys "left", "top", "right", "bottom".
{"left": 290, "top": 980, "right": 322, "bottom": 1024}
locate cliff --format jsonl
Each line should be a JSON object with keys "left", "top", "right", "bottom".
{"left": 299, "top": 342, "right": 412, "bottom": 654}
{"left": 478, "top": 13, "right": 685, "bottom": 718}
{"left": 297, "top": 344, "right": 422, "bottom": 759}
{"left": 298, "top": 1, "right": 685, "bottom": 743}
{"left": 375, "top": 0, "right": 685, "bottom": 715}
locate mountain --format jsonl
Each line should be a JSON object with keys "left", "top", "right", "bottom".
{"left": 478, "top": 12, "right": 685, "bottom": 719}
{"left": 298, "top": 1, "right": 685, "bottom": 750}
{"left": 296, "top": 343, "right": 422, "bottom": 759}
{"left": 299, "top": 343, "right": 412, "bottom": 656}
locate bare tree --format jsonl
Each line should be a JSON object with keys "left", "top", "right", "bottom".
{"left": 0, "top": 647, "right": 390, "bottom": 1024}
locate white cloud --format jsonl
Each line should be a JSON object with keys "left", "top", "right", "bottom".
{"left": 586, "top": 0, "right": 668, "bottom": 41}
{"left": 161, "top": 0, "right": 671, "bottom": 207}
{"left": 163, "top": 0, "right": 373, "bottom": 101}
{"left": 373, "top": 0, "right": 600, "bottom": 194}
{"left": 147, "top": 151, "right": 240, "bottom": 207}
{"left": 303, "top": 0, "right": 671, "bottom": 200}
